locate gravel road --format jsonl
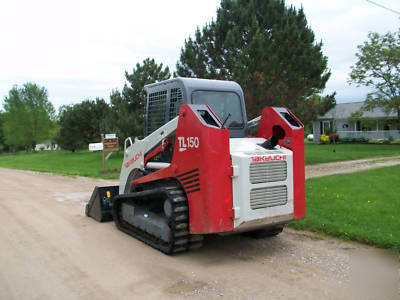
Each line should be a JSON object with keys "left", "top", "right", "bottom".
{"left": 306, "top": 155, "right": 400, "bottom": 179}
{"left": 0, "top": 162, "right": 398, "bottom": 299}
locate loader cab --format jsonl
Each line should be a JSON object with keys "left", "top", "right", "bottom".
{"left": 144, "top": 77, "right": 248, "bottom": 138}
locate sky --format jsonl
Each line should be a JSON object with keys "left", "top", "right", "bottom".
{"left": 0, "top": 0, "right": 399, "bottom": 110}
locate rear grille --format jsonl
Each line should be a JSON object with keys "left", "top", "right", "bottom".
{"left": 249, "top": 161, "right": 287, "bottom": 184}
{"left": 250, "top": 186, "right": 287, "bottom": 209}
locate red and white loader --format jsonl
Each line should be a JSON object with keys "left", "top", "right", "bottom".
{"left": 86, "top": 78, "right": 305, "bottom": 254}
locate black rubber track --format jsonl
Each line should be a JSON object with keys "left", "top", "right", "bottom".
{"left": 112, "top": 186, "right": 203, "bottom": 254}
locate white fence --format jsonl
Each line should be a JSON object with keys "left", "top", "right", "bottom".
{"left": 337, "top": 130, "right": 400, "bottom": 140}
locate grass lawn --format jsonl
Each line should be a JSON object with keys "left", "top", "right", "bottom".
{"left": 1, "top": 147, "right": 399, "bottom": 250}
{"left": 0, "top": 150, "right": 123, "bottom": 179}
{"left": 0, "top": 143, "right": 399, "bottom": 178}
{"left": 305, "top": 143, "right": 400, "bottom": 164}
{"left": 289, "top": 165, "right": 400, "bottom": 251}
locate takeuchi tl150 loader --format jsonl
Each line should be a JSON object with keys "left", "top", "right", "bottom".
{"left": 86, "top": 78, "right": 305, "bottom": 254}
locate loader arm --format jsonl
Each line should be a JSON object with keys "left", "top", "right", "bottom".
{"left": 119, "top": 116, "right": 179, "bottom": 194}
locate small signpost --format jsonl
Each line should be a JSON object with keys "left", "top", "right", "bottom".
{"left": 88, "top": 143, "right": 103, "bottom": 152}
{"left": 89, "top": 134, "right": 119, "bottom": 172}
{"left": 101, "top": 134, "right": 118, "bottom": 172}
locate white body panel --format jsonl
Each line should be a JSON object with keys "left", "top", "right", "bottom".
{"left": 119, "top": 117, "right": 178, "bottom": 194}
{"left": 230, "top": 138, "right": 294, "bottom": 231}
{"left": 119, "top": 117, "right": 295, "bottom": 232}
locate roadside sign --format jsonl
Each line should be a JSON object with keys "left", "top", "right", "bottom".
{"left": 103, "top": 138, "right": 119, "bottom": 151}
{"left": 89, "top": 143, "right": 103, "bottom": 152}
{"left": 101, "top": 134, "right": 119, "bottom": 172}
{"left": 105, "top": 133, "right": 116, "bottom": 139}
{"left": 90, "top": 134, "right": 119, "bottom": 172}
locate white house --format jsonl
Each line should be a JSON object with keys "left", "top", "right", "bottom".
{"left": 313, "top": 102, "right": 399, "bottom": 143}
{"left": 34, "top": 140, "right": 58, "bottom": 151}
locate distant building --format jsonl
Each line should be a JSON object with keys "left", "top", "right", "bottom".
{"left": 313, "top": 102, "right": 399, "bottom": 143}
{"left": 35, "top": 140, "right": 58, "bottom": 151}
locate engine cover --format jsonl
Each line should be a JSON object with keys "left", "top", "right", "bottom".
{"left": 230, "top": 138, "right": 294, "bottom": 231}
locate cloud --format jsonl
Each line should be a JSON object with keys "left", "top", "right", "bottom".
{"left": 286, "top": 0, "right": 399, "bottom": 102}
{"left": 0, "top": 0, "right": 399, "bottom": 109}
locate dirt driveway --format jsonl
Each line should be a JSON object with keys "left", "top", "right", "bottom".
{"left": 306, "top": 155, "right": 400, "bottom": 179}
{"left": 0, "top": 163, "right": 398, "bottom": 299}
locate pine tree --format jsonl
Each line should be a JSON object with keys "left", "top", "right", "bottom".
{"left": 122, "top": 58, "right": 171, "bottom": 136}
{"left": 176, "top": 0, "right": 332, "bottom": 121}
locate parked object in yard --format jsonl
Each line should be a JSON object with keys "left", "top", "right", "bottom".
{"left": 86, "top": 78, "right": 305, "bottom": 254}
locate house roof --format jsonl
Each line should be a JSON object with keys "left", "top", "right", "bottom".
{"left": 319, "top": 101, "right": 397, "bottom": 119}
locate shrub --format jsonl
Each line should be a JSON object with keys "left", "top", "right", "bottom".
{"left": 320, "top": 134, "right": 330, "bottom": 144}
{"left": 338, "top": 137, "right": 351, "bottom": 143}
{"left": 304, "top": 127, "right": 312, "bottom": 138}
{"left": 339, "top": 137, "right": 369, "bottom": 144}
{"left": 329, "top": 133, "right": 339, "bottom": 143}
{"left": 390, "top": 139, "right": 400, "bottom": 145}
{"left": 368, "top": 139, "right": 384, "bottom": 144}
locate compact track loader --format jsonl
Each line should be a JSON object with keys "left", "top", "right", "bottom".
{"left": 86, "top": 78, "right": 305, "bottom": 254}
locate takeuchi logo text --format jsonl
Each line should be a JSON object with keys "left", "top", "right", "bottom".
{"left": 251, "top": 155, "right": 286, "bottom": 162}
{"left": 124, "top": 152, "right": 143, "bottom": 168}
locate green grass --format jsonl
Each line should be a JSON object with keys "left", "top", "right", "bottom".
{"left": 0, "top": 143, "right": 400, "bottom": 178}
{"left": 305, "top": 143, "right": 400, "bottom": 164}
{"left": 289, "top": 165, "right": 400, "bottom": 250}
{"left": 1, "top": 147, "right": 399, "bottom": 250}
{"left": 0, "top": 150, "right": 123, "bottom": 179}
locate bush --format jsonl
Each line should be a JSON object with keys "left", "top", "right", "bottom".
{"left": 320, "top": 134, "right": 330, "bottom": 144}
{"left": 367, "top": 137, "right": 400, "bottom": 144}
{"left": 329, "top": 133, "right": 339, "bottom": 143}
{"left": 338, "top": 137, "right": 369, "bottom": 144}
{"left": 368, "top": 139, "right": 400, "bottom": 144}
{"left": 390, "top": 139, "right": 400, "bottom": 145}
{"left": 304, "top": 126, "right": 312, "bottom": 138}
{"left": 368, "top": 139, "right": 384, "bottom": 144}
{"left": 339, "top": 137, "right": 351, "bottom": 143}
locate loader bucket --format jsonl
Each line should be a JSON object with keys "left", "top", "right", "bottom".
{"left": 86, "top": 185, "right": 119, "bottom": 222}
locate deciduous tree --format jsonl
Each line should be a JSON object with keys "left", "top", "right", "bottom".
{"left": 57, "top": 98, "right": 110, "bottom": 151}
{"left": 349, "top": 29, "right": 400, "bottom": 129}
{"left": 0, "top": 112, "right": 8, "bottom": 152}
{"left": 2, "top": 83, "right": 55, "bottom": 150}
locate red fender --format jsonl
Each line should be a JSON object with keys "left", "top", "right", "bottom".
{"left": 257, "top": 107, "right": 305, "bottom": 219}
{"left": 133, "top": 104, "right": 234, "bottom": 234}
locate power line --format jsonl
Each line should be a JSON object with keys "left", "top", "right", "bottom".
{"left": 365, "top": 0, "right": 400, "bottom": 15}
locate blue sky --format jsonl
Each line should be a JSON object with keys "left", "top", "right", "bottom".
{"left": 0, "top": 0, "right": 399, "bottom": 110}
